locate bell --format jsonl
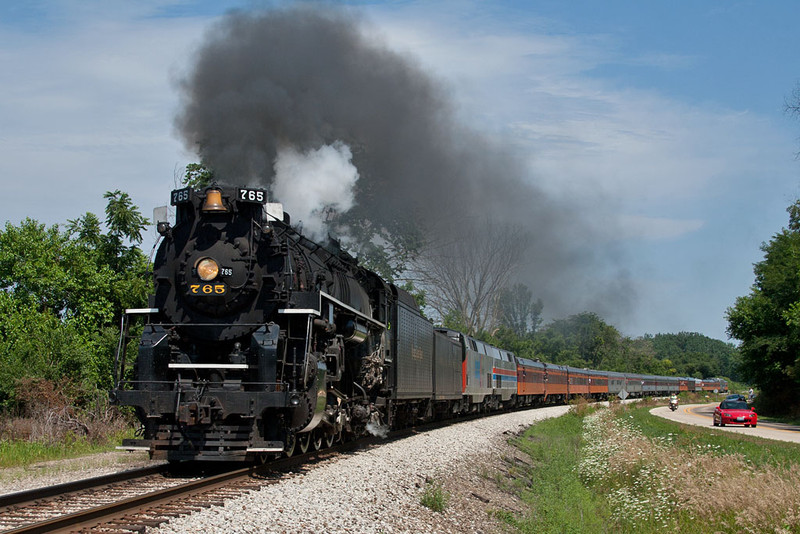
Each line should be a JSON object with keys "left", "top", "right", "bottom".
{"left": 202, "top": 189, "right": 228, "bottom": 213}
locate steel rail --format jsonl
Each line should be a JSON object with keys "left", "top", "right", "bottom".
{"left": 3, "top": 466, "right": 253, "bottom": 534}
{"left": 0, "top": 464, "right": 167, "bottom": 509}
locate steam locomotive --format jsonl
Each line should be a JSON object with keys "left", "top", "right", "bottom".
{"left": 111, "top": 185, "right": 726, "bottom": 462}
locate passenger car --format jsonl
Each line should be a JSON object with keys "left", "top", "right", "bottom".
{"left": 725, "top": 393, "right": 746, "bottom": 402}
{"left": 713, "top": 400, "right": 757, "bottom": 427}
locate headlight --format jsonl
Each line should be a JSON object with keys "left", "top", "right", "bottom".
{"left": 196, "top": 258, "right": 220, "bottom": 281}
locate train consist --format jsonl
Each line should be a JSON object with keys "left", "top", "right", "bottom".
{"left": 111, "top": 186, "right": 727, "bottom": 462}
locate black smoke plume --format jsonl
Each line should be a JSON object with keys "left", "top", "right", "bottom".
{"left": 175, "top": 4, "right": 631, "bottom": 324}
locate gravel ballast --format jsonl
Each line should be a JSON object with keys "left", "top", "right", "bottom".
{"left": 152, "top": 405, "right": 571, "bottom": 534}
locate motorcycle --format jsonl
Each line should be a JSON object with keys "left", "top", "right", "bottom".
{"left": 669, "top": 398, "right": 679, "bottom": 411}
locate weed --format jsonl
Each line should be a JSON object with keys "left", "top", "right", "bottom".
{"left": 420, "top": 479, "right": 450, "bottom": 512}
{"left": 568, "top": 396, "right": 594, "bottom": 417}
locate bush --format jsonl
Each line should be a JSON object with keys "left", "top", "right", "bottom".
{"left": 0, "top": 377, "right": 131, "bottom": 446}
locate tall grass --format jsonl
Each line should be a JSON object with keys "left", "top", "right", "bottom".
{"left": 593, "top": 403, "right": 800, "bottom": 533}
{"left": 0, "top": 428, "right": 134, "bottom": 468}
{"left": 502, "top": 409, "right": 609, "bottom": 533}
{"left": 628, "top": 403, "right": 800, "bottom": 469}
{"left": 500, "top": 402, "right": 800, "bottom": 534}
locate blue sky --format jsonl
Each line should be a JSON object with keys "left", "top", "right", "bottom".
{"left": 1, "top": 0, "right": 799, "bottom": 341}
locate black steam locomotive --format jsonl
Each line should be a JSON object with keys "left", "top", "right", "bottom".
{"left": 112, "top": 185, "right": 442, "bottom": 462}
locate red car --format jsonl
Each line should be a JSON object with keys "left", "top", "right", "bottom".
{"left": 713, "top": 400, "right": 757, "bottom": 427}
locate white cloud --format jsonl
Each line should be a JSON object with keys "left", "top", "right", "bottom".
{"left": 367, "top": 3, "right": 795, "bottom": 214}
{"left": 0, "top": 4, "right": 206, "bottom": 232}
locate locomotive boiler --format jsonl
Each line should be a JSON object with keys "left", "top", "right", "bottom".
{"left": 112, "top": 185, "right": 423, "bottom": 462}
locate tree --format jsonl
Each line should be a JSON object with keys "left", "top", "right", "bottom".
{"left": 412, "top": 218, "right": 527, "bottom": 335}
{"left": 727, "top": 200, "right": 800, "bottom": 414}
{"left": 182, "top": 162, "right": 214, "bottom": 188}
{"left": 334, "top": 207, "right": 424, "bottom": 284}
{"left": 528, "top": 312, "right": 683, "bottom": 375}
{"left": 648, "top": 332, "right": 739, "bottom": 380}
{"left": 0, "top": 193, "right": 151, "bottom": 406}
{"left": 534, "top": 312, "right": 620, "bottom": 369}
{"left": 497, "top": 283, "right": 543, "bottom": 337}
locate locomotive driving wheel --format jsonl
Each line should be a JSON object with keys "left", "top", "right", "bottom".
{"left": 283, "top": 434, "right": 297, "bottom": 457}
{"left": 312, "top": 430, "right": 323, "bottom": 451}
{"left": 297, "top": 432, "right": 311, "bottom": 454}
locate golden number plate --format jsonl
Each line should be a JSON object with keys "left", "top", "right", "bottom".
{"left": 189, "top": 284, "right": 226, "bottom": 295}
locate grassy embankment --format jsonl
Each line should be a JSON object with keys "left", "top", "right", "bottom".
{"left": 0, "top": 429, "right": 135, "bottom": 469}
{"left": 494, "top": 398, "right": 800, "bottom": 534}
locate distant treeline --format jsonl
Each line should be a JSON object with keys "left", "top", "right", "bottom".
{"left": 467, "top": 312, "right": 740, "bottom": 382}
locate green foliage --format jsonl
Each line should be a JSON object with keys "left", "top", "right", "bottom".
{"left": 0, "top": 193, "right": 150, "bottom": 407}
{"left": 441, "top": 309, "right": 471, "bottom": 333}
{"left": 182, "top": 162, "right": 214, "bottom": 188}
{"left": 534, "top": 312, "right": 617, "bottom": 368}
{"left": 468, "top": 309, "right": 730, "bottom": 379}
{"left": 727, "top": 199, "right": 800, "bottom": 414}
{"left": 334, "top": 208, "right": 425, "bottom": 283}
{"left": 0, "top": 428, "right": 137, "bottom": 468}
{"left": 419, "top": 479, "right": 450, "bottom": 512}
{"left": 0, "top": 294, "right": 96, "bottom": 394}
{"left": 103, "top": 190, "right": 148, "bottom": 245}
{"left": 530, "top": 312, "right": 674, "bottom": 374}
{"left": 648, "top": 332, "right": 740, "bottom": 381}
{"left": 506, "top": 412, "right": 609, "bottom": 533}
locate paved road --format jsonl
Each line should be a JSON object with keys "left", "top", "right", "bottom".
{"left": 650, "top": 403, "right": 800, "bottom": 444}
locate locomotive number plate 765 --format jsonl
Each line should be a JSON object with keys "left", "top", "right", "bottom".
{"left": 190, "top": 284, "right": 226, "bottom": 295}
{"left": 171, "top": 187, "right": 191, "bottom": 205}
{"left": 238, "top": 188, "right": 267, "bottom": 203}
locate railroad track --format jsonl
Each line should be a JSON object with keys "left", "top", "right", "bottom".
{"left": 0, "top": 463, "right": 204, "bottom": 533}
{"left": 0, "top": 412, "right": 496, "bottom": 533}
{"left": 0, "top": 435, "right": 384, "bottom": 533}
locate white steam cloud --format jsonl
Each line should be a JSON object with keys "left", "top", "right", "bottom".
{"left": 272, "top": 141, "right": 359, "bottom": 239}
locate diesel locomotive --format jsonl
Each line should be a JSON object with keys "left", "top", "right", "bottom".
{"left": 111, "top": 185, "right": 727, "bottom": 462}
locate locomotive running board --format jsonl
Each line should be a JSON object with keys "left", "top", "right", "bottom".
{"left": 279, "top": 308, "right": 321, "bottom": 315}
{"left": 168, "top": 363, "right": 250, "bottom": 369}
{"left": 278, "top": 292, "right": 386, "bottom": 329}
{"left": 117, "top": 438, "right": 152, "bottom": 452}
{"left": 320, "top": 291, "right": 387, "bottom": 329}
{"left": 246, "top": 441, "right": 284, "bottom": 453}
